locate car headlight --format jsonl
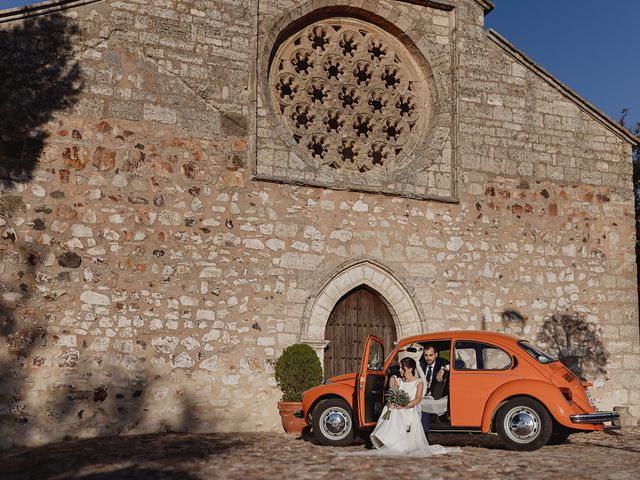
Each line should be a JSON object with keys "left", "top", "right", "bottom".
{"left": 585, "top": 388, "right": 596, "bottom": 407}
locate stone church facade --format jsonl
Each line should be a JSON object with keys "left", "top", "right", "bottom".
{"left": 0, "top": 0, "right": 638, "bottom": 448}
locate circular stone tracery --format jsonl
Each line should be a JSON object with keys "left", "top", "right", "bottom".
{"left": 269, "top": 18, "right": 429, "bottom": 172}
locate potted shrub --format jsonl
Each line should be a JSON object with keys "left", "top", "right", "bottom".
{"left": 274, "top": 343, "right": 323, "bottom": 434}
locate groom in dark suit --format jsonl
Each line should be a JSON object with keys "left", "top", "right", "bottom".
{"left": 419, "top": 344, "right": 449, "bottom": 435}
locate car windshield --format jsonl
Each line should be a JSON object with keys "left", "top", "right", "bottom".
{"left": 518, "top": 340, "right": 557, "bottom": 364}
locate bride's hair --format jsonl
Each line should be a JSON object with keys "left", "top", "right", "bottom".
{"left": 399, "top": 357, "right": 417, "bottom": 375}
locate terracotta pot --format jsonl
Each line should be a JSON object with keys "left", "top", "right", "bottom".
{"left": 278, "top": 401, "right": 307, "bottom": 435}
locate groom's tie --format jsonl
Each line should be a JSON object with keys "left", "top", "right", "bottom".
{"left": 426, "top": 365, "right": 433, "bottom": 393}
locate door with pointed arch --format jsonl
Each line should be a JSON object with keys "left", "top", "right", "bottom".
{"left": 323, "top": 286, "right": 397, "bottom": 380}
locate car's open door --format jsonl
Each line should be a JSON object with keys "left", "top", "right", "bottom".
{"left": 356, "top": 335, "right": 385, "bottom": 428}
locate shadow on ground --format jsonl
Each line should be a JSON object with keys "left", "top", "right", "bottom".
{"left": 73, "top": 466, "right": 199, "bottom": 480}
{"left": 298, "top": 425, "right": 510, "bottom": 451}
{"left": 429, "top": 432, "right": 504, "bottom": 450}
{"left": 0, "top": 433, "right": 244, "bottom": 480}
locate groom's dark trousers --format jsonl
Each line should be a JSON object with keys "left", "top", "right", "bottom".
{"left": 421, "top": 412, "right": 430, "bottom": 434}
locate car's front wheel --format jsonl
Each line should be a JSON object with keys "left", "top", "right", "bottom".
{"left": 496, "top": 397, "right": 552, "bottom": 451}
{"left": 311, "top": 398, "right": 354, "bottom": 446}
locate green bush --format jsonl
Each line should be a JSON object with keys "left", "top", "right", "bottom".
{"left": 274, "top": 343, "right": 323, "bottom": 402}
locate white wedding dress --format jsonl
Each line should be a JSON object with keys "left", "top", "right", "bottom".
{"left": 369, "top": 378, "right": 456, "bottom": 456}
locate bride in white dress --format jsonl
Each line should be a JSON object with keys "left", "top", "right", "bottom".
{"left": 370, "top": 356, "right": 456, "bottom": 456}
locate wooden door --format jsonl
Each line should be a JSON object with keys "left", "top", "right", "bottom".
{"left": 323, "top": 287, "right": 397, "bottom": 379}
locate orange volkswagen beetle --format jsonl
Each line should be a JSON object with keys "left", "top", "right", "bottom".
{"left": 297, "top": 331, "right": 619, "bottom": 451}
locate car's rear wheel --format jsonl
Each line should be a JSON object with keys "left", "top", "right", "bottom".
{"left": 496, "top": 397, "right": 552, "bottom": 451}
{"left": 312, "top": 398, "right": 354, "bottom": 446}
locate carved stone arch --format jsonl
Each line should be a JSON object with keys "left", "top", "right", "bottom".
{"left": 301, "top": 259, "right": 424, "bottom": 363}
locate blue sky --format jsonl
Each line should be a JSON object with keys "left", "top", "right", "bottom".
{"left": 0, "top": 0, "right": 36, "bottom": 9}
{"left": 1, "top": 0, "right": 638, "bottom": 129}
{"left": 486, "top": 0, "right": 639, "bottom": 130}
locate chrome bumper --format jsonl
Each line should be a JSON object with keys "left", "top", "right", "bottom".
{"left": 570, "top": 411, "right": 620, "bottom": 424}
{"left": 293, "top": 409, "right": 304, "bottom": 419}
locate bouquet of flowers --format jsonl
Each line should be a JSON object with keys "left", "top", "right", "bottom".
{"left": 381, "top": 387, "right": 411, "bottom": 420}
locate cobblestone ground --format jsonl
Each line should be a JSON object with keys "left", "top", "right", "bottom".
{"left": 1, "top": 428, "right": 639, "bottom": 480}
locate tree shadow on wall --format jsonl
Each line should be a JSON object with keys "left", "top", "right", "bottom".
{"left": 1, "top": 298, "right": 209, "bottom": 449}
{"left": 0, "top": 239, "right": 50, "bottom": 444}
{"left": 0, "top": 11, "right": 82, "bottom": 448}
{"left": 536, "top": 313, "right": 608, "bottom": 380}
{"left": 0, "top": 222, "right": 212, "bottom": 450}
{"left": 0, "top": 12, "right": 81, "bottom": 185}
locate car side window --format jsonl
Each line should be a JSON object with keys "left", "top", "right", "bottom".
{"left": 453, "top": 345, "right": 477, "bottom": 370}
{"left": 483, "top": 346, "right": 512, "bottom": 370}
{"left": 453, "top": 341, "right": 512, "bottom": 370}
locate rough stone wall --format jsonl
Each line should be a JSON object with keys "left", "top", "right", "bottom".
{"left": 0, "top": 0, "right": 637, "bottom": 449}
{"left": 254, "top": 0, "right": 458, "bottom": 200}
{"left": 0, "top": 0, "right": 265, "bottom": 448}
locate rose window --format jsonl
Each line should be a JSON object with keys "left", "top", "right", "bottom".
{"left": 269, "top": 18, "right": 428, "bottom": 172}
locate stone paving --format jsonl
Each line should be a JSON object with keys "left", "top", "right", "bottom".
{"left": 1, "top": 428, "right": 639, "bottom": 480}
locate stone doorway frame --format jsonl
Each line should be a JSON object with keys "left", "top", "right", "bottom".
{"left": 301, "top": 259, "right": 425, "bottom": 365}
